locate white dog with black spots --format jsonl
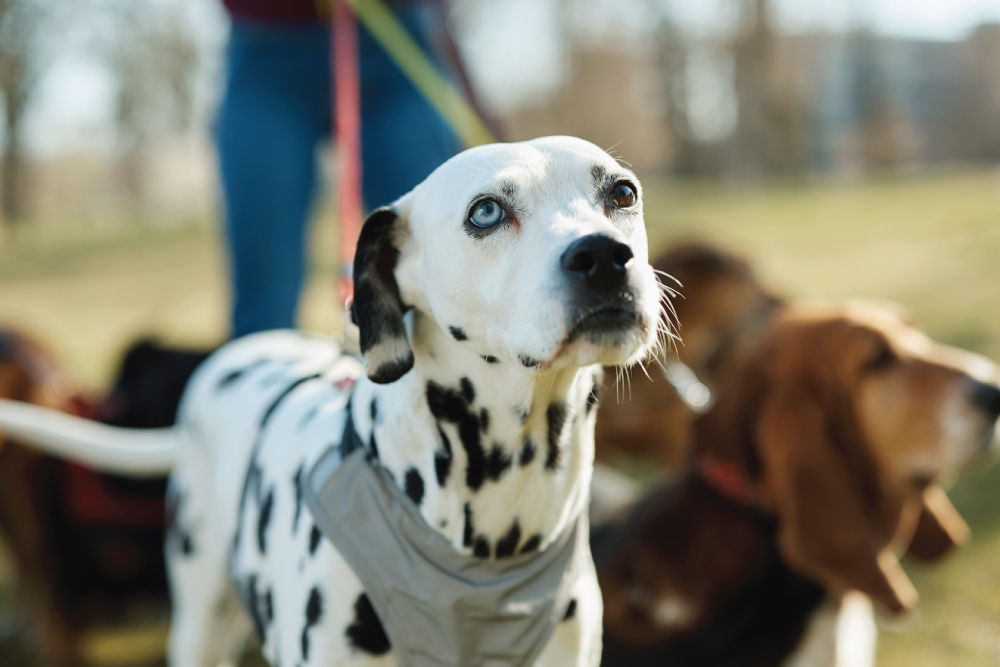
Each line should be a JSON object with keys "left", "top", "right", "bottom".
{"left": 0, "top": 136, "right": 669, "bottom": 666}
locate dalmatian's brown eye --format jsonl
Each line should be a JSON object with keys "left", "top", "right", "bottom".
{"left": 609, "top": 182, "right": 637, "bottom": 209}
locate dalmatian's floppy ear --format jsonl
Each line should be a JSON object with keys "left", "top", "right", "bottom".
{"left": 351, "top": 206, "right": 414, "bottom": 384}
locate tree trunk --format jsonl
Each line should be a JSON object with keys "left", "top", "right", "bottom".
{"left": 2, "top": 84, "right": 27, "bottom": 225}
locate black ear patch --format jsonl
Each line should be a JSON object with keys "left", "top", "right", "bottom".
{"left": 351, "top": 207, "right": 414, "bottom": 384}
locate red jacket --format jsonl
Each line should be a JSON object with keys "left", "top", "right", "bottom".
{"left": 222, "top": 0, "right": 436, "bottom": 24}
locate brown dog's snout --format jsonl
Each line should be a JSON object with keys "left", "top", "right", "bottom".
{"left": 561, "top": 234, "right": 633, "bottom": 292}
{"left": 970, "top": 380, "right": 1000, "bottom": 421}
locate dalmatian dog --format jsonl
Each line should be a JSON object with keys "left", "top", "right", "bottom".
{"left": 0, "top": 136, "right": 667, "bottom": 666}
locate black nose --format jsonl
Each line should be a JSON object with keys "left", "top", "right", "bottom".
{"left": 971, "top": 381, "right": 1000, "bottom": 419}
{"left": 561, "top": 234, "right": 634, "bottom": 291}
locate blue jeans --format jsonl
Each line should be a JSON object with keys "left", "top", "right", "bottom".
{"left": 217, "top": 10, "right": 460, "bottom": 338}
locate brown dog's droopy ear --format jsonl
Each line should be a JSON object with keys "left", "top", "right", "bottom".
{"left": 350, "top": 207, "right": 414, "bottom": 384}
{"left": 758, "top": 392, "right": 919, "bottom": 615}
{"left": 905, "top": 484, "right": 969, "bottom": 563}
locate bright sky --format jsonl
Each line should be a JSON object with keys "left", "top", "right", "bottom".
{"left": 16, "top": 0, "right": 1000, "bottom": 157}
{"left": 773, "top": 0, "right": 1000, "bottom": 37}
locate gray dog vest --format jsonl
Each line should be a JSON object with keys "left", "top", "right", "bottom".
{"left": 304, "top": 416, "right": 588, "bottom": 667}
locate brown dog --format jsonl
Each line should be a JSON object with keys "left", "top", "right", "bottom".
{"left": 0, "top": 331, "right": 210, "bottom": 666}
{"left": 594, "top": 303, "right": 999, "bottom": 666}
{"left": 594, "top": 242, "right": 781, "bottom": 469}
{"left": 0, "top": 332, "right": 81, "bottom": 666}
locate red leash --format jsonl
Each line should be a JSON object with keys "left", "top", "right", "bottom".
{"left": 333, "top": 0, "right": 363, "bottom": 308}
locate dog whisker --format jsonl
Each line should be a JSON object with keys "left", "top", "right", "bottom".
{"left": 653, "top": 269, "right": 683, "bottom": 288}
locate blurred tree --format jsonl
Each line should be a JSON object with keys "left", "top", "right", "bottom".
{"left": 0, "top": 0, "right": 48, "bottom": 225}
{"left": 651, "top": 8, "right": 703, "bottom": 175}
{"left": 846, "top": 30, "right": 917, "bottom": 168}
{"left": 99, "top": 2, "right": 200, "bottom": 219}
{"left": 964, "top": 25, "right": 1000, "bottom": 160}
{"left": 729, "top": 0, "right": 809, "bottom": 177}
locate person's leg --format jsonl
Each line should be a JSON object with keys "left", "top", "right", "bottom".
{"left": 358, "top": 5, "right": 462, "bottom": 210}
{"left": 216, "top": 22, "right": 331, "bottom": 338}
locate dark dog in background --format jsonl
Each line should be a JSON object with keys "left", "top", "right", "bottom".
{"left": 0, "top": 331, "right": 210, "bottom": 666}
{"left": 594, "top": 242, "right": 782, "bottom": 470}
{"left": 593, "top": 303, "right": 1000, "bottom": 666}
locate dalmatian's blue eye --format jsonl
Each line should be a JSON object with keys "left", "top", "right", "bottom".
{"left": 469, "top": 199, "right": 505, "bottom": 228}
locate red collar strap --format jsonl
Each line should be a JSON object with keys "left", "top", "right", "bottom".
{"left": 698, "top": 457, "right": 762, "bottom": 507}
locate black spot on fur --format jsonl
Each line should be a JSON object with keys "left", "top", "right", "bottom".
{"left": 257, "top": 487, "right": 275, "bottom": 554}
{"left": 474, "top": 536, "right": 491, "bottom": 559}
{"left": 485, "top": 444, "right": 512, "bottom": 481}
{"left": 479, "top": 408, "right": 490, "bottom": 433}
{"left": 245, "top": 575, "right": 266, "bottom": 641}
{"left": 449, "top": 326, "right": 468, "bottom": 341}
{"left": 460, "top": 377, "right": 476, "bottom": 403}
{"left": 435, "top": 450, "right": 453, "bottom": 487}
{"left": 481, "top": 355, "right": 499, "bottom": 364}
{"left": 292, "top": 465, "right": 304, "bottom": 534}
{"left": 518, "top": 355, "right": 539, "bottom": 368}
{"left": 339, "top": 401, "right": 365, "bottom": 458}
{"left": 405, "top": 468, "right": 425, "bottom": 506}
{"left": 263, "top": 588, "right": 274, "bottom": 624}
{"left": 427, "top": 381, "right": 463, "bottom": 420}
{"left": 260, "top": 374, "right": 322, "bottom": 429}
{"left": 301, "top": 586, "right": 323, "bottom": 661}
{"left": 463, "top": 502, "right": 475, "bottom": 547}
{"left": 309, "top": 524, "right": 322, "bottom": 556}
{"left": 495, "top": 519, "right": 522, "bottom": 558}
{"left": 521, "top": 534, "right": 542, "bottom": 554}
{"left": 346, "top": 594, "right": 391, "bottom": 655}
{"left": 463, "top": 501, "right": 493, "bottom": 558}
{"left": 519, "top": 438, "right": 536, "bottom": 467}
{"left": 427, "top": 381, "right": 486, "bottom": 490}
{"left": 434, "top": 440, "right": 454, "bottom": 487}
{"left": 370, "top": 397, "right": 379, "bottom": 423}
{"left": 563, "top": 598, "right": 577, "bottom": 621}
{"left": 217, "top": 368, "right": 244, "bottom": 389}
{"left": 545, "top": 403, "right": 567, "bottom": 470}
{"left": 436, "top": 423, "right": 453, "bottom": 457}
{"left": 216, "top": 359, "right": 270, "bottom": 390}
{"left": 233, "top": 460, "right": 262, "bottom": 554}
{"left": 368, "top": 432, "right": 380, "bottom": 461}
{"left": 586, "top": 382, "right": 600, "bottom": 414}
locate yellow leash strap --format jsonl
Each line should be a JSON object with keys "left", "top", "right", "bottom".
{"left": 345, "top": 0, "right": 495, "bottom": 147}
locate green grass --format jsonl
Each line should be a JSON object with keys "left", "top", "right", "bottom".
{"left": 0, "top": 167, "right": 999, "bottom": 665}
{"left": 645, "top": 168, "right": 1000, "bottom": 361}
